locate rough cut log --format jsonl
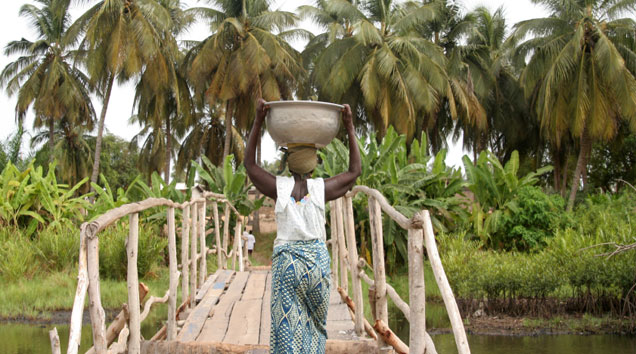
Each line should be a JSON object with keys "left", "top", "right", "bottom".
{"left": 212, "top": 202, "right": 223, "bottom": 270}
{"left": 67, "top": 225, "right": 89, "bottom": 354}
{"left": 108, "top": 325, "right": 129, "bottom": 354}
{"left": 358, "top": 271, "right": 410, "bottom": 322}
{"left": 373, "top": 319, "right": 409, "bottom": 354}
{"left": 335, "top": 199, "right": 348, "bottom": 293}
{"left": 422, "top": 210, "right": 471, "bottom": 354}
{"left": 49, "top": 327, "right": 61, "bottom": 354}
{"left": 368, "top": 197, "right": 388, "bottom": 348}
{"left": 139, "top": 339, "right": 378, "bottom": 353}
{"left": 149, "top": 297, "right": 190, "bottom": 341}
{"left": 167, "top": 207, "right": 178, "bottom": 340}
{"left": 87, "top": 230, "right": 107, "bottom": 353}
{"left": 235, "top": 218, "right": 243, "bottom": 271}
{"left": 198, "top": 201, "right": 207, "bottom": 288}
{"left": 140, "top": 290, "right": 170, "bottom": 322}
{"left": 85, "top": 283, "right": 148, "bottom": 354}
{"left": 408, "top": 227, "right": 426, "bottom": 354}
{"left": 344, "top": 196, "right": 365, "bottom": 336}
{"left": 348, "top": 186, "right": 410, "bottom": 229}
{"left": 243, "top": 235, "right": 249, "bottom": 270}
{"left": 222, "top": 204, "right": 230, "bottom": 267}
{"left": 127, "top": 213, "right": 141, "bottom": 354}
{"left": 181, "top": 206, "right": 190, "bottom": 308}
{"left": 336, "top": 287, "right": 377, "bottom": 340}
{"left": 190, "top": 202, "right": 198, "bottom": 297}
{"left": 329, "top": 201, "right": 339, "bottom": 288}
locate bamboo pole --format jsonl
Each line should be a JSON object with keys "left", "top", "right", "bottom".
{"left": 408, "top": 227, "right": 426, "bottom": 354}
{"left": 86, "top": 231, "right": 107, "bottom": 353}
{"left": 422, "top": 210, "right": 470, "bottom": 354}
{"left": 329, "top": 201, "right": 339, "bottom": 287}
{"left": 167, "top": 208, "right": 178, "bottom": 340}
{"left": 181, "top": 206, "right": 190, "bottom": 307}
{"left": 335, "top": 198, "right": 348, "bottom": 293}
{"left": 198, "top": 201, "right": 207, "bottom": 287}
{"left": 368, "top": 197, "right": 388, "bottom": 348}
{"left": 344, "top": 196, "right": 365, "bottom": 336}
{"left": 222, "top": 204, "right": 230, "bottom": 268}
{"left": 190, "top": 202, "right": 198, "bottom": 296}
{"left": 49, "top": 327, "right": 61, "bottom": 354}
{"left": 127, "top": 213, "right": 141, "bottom": 354}
{"left": 212, "top": 201, "right": 223, "bottom": 270}
{"left": 67, "top": 226, "right": 89, "bottom": 354}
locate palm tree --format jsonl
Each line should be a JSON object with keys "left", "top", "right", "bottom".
{"left": 132, "top": 0, "right": 195, "bottom": 183}
{"left": 184, "top": 0, "right": 305, "bottom": 161}
{"left": 0, "top": 0, "right": 95, "bottom": 161}
{"left": 511, "top": 0, "right": 636, "bottom": 210}
{"left": 312, "top": 0, "right": 452, "bottom": 141}
{"left": 68, "top": 0, "right": 174, "bottom": 193}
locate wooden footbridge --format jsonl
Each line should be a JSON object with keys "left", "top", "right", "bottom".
{"left": 53, "top": 186, "right": 471, "bottom": 354}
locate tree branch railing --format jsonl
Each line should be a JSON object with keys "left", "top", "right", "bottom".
{"left": 61, "top": 191, "right": 248, "bottom": 354}
{"left": 327, "top": 185, "right": 471, "bottom": 354}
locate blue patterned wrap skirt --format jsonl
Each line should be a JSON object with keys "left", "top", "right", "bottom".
{"left": 270, "top": 239, "right": 331, "bottom": 354}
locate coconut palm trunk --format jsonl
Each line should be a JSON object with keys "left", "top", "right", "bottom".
{"left": 48, "top": 118, "right": 55, "bottom": 162}
{"left": 222, "top": 100, "right": 233, "bottom": 161}
{"left": 165, "top": 116, "right": 171, "bottom": 184}
{"left": 89, "top": 74, "right": 114, "bottom": 196}
{"left": 567, "top": 127, "right": 592, "bottom": 211}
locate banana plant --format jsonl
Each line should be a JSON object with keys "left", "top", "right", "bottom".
{"left": 194, "top": 155, "right": 264, "bottom": 216}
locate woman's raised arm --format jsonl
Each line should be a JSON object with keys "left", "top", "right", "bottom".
{"left": 244, "top": 99, "right": 277, "bottom": 200}
{"left": 324, "top": 104, "right": 361, "bottom": 201}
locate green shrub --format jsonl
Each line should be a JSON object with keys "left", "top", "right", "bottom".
{"left": 34, "top": 226, "right": 80, "bottom": 272}
{"left": 99, "top": 222, "right": 167, "bottom": 280}
{"left": 0, "top": 229, "right": 40, "bottom": 281}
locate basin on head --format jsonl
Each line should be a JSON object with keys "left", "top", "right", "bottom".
{"left": 265, "top": 100, "right": 344, "bottom": 148}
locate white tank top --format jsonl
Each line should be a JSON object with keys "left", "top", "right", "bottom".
{"left": 273, "top": 176, "right": 326, "bottom": 248}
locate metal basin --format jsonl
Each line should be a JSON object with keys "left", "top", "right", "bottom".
{"left": 265, "top": 100, "right": 343, "bottom": 148}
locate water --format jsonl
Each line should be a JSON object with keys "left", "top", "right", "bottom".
{"left": 0, "top": 320, "right": 161, "bottom": 354}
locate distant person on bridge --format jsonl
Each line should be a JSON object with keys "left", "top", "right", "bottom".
{"left": 245, "top": 98, "right": 361, "bottom": 354}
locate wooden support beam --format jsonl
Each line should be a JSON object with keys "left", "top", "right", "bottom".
{"left": 49, "top": 327, "right": 61, "bottom": 354}
{"left": 140, "top": 339, "right": 378, "bottom": 353}
{"left": 198, "top": 201, "right": 207, "bottom": 288}
{"left": 343, "top": 196, "right": 364, "bottom": 336}
{"left": 87, "top": 230, "right": 107, "bottom": 353}
{"left": 335, "top": 198, "right": 348, "bottom": 293}
{"left": 190, "top": 202, "right": 198, "bottom": 297}
{"left": 212, "top": 202, "right": 223, "bottom": 270}
{"left": 373, "top": 319, "right": 409, "bottom": 354}
{"left": 235, "top": 218, "right": 244, "bottom": 272}
{"left": 167, "top": 207, "right": 178, "bottom": 340}
{"left": 127, "top": 213, "right": 141, "bottom": 354}
{"left": 336, "top": 287, "right": 377, "bottom": 340}
{"left": 222, "top": 204, "right": 230, "bottom": 268}
{"left": 67, "top": 225, "right": 89, "bottom": 354}
{"left": 181, "top": 206, "right": 190, "bottom": 309}
{"left": 408, "top": 227, "right": 426, "bottom": 354}
{"left": 368, "top": 197, "right": 388, "bottom": 348}
{"left": 329, "top": 201, "right": 339, "bottom": 288}
{"left": 422, "top": 210, "right": 471, "bottom": 354}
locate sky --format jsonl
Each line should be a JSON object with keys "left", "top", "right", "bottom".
{"left": 0, "top": 0, "right": 549, "bottom": 168}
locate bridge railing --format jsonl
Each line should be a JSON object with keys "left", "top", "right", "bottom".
{"left": 62, "top": 192, "right": 248, "bottom": 354}
{"left": 328, "top": 186, "right": 470, "bottom": 354}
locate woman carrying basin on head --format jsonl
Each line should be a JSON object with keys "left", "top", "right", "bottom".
{"left": 244, "top": 98, "right": 361, "bottom": 354}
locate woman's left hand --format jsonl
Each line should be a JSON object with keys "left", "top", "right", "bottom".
{"left": 342, "top": 104, "right": 353, "bottom": 128}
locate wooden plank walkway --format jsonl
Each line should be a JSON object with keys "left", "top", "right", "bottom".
{"left": 150, "top": 268, "right": 376, "bottom": 353}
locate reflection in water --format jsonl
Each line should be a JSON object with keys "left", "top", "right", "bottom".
{"left": 0, "top": 320, "right": 161, "bottom": 354}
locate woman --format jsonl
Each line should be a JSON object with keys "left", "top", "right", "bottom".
{"left": 244, "top": 98, "right": 361, "bottom": 353}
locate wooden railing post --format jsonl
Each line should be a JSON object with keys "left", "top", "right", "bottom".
{"left": 329, "top": 201, "right": 339, "bottom": 287}
{"left": 181, "top": 205, "right": 190, "bottom": 307}
{"left": 222, "top": 204, "right": 230, "bottom": 268}
{"left": 368, "top": 197, "right": 388, "bottom": 348}
{"left": 422, "top": 210, "right": 471, "bottom": 354}
{"left": 87, "top": 230, "right": 107, "bottom": 353}
{"left": 198, "top": 201, "right": 207, "bottom": 286}
{"left": 167, "top": 208, "right": 178, "bottom": 340}
{"left": 335, "top": 198, "right": 348, "bottom": 293}
{"left": 212, "top": 201, "right": 223, "bottom": 270}
{"left": 408, "top": 225, "right": 426, "bottom": 353}
{"left": 235, "top": 216, "right": 243, "bottom": 271}
{"left": 344, "top": 196, "right": 364, "bottom": 336}
{"left": 190, "top": 202, "right": 198, "bottom": 296}
{"left": 67, "top": 226, "right": 89, "bottom": 354}
{"left": 127, "top": 213, "right": 141, "bottom": 354}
